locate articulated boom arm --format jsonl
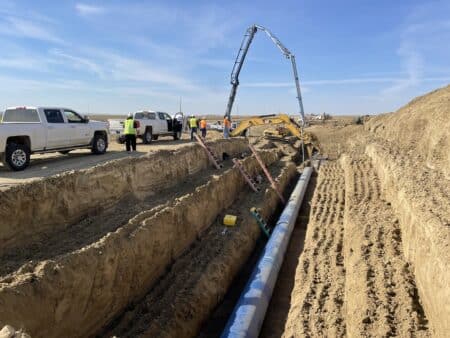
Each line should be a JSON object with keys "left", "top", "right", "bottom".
{"left": 225, "top": 24, "right": 305, "bottom": 125}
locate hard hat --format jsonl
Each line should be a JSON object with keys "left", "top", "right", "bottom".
{"left": 127, "top": 112, "right": 133, "bottom": 118}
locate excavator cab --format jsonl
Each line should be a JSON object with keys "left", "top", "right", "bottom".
{"left": 230, "top": 114, "right": 320, "bottom": 158}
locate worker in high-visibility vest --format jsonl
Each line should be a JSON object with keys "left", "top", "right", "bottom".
{"left": 189, "top": 114, "right": 198, "bottom": 141}
{"left": 199, "top": 117, "right": 207, "bottom": 139}
{"left": 124, "top": 113, "right": 137, "bottom": 152}
{"left": 223, "top": 116, "right": 231, "bottom": 139}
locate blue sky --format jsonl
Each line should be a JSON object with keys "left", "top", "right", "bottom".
{"left": 0, "top": 0, "right": 449, "bottom": 116}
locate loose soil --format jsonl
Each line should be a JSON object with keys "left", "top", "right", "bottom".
{"left": 265, "top": 85, "right": 449, "bottom": 337}
{"left": 0, "top": 85, "right": 448, "bottom": 337}
{"left": 101, "top": 160, "right": 296, "bottom": 337}
{"left": 0, "top": 161, "right": 234, "bottom": 277}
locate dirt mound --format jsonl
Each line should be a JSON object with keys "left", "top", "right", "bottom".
{"left": 272, "top": 86, "right": 448, "bottom": 337}
{"left": 366, "top": 84, "right": 450, "bottom": 177}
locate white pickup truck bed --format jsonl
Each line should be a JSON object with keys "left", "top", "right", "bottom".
{"left": 108, "top": 111, "right": 184, "bottom": 144}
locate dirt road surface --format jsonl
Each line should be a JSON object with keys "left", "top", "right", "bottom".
{"left": 0, "top": 132, "right": 223, "bottom": 190}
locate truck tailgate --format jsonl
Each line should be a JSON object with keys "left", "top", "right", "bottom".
{"left": 108, "top": 119, "right": 124, "bottom": 135}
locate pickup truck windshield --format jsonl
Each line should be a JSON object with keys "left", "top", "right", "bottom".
{"left": 2, "top": 108, "right": 40, "bottom": 123}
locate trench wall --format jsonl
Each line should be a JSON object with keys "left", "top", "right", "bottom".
{"left": 130, "top": 161, "right": 298, "bottom": 337}
{"left": 366, "top": 143, "right": 450, "bottom": 337}
{"left": 0, "top": 139, "right": 247, "bottom": 254}
{"left": 0, "top": 150, "right": 279, "bottom": 338}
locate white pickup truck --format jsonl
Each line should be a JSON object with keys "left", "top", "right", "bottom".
{"left": 0, "top": 106, "right": 109, "bottom": 171}
{"left": 109, "top": 111, "right": 184, "bottom": 144}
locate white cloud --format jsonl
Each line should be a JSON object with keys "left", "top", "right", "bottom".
{"left": 382, "top": 2, "right": 450, "bottom": 95}
{"left": 75, "top": 3, "right": 105, "bottom": 16}
{"left": 243, "top": 76, "right": 450, "bottom": 89}
{"left": 0, "top": 57, "right": 49, "bottom": 71}
{"left": 43, "top": 46, "right": 201, "bottom": 92}
{"left": 0, "top": 16, "right": 62, "bottom": 43}
{"left": 49, "top": 49, "right": 104, "bottom": 77}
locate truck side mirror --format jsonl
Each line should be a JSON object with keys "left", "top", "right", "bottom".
{"left": 83, "top": 115, "right": 90, "bottom": 123}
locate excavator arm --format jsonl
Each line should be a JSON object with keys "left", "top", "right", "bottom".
{"left": 230, "top": 114, "right": 320, "bottom": 157}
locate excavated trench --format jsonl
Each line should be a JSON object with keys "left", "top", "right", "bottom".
{"left": 0, "top": 139, "right": 300, "bottom": 337}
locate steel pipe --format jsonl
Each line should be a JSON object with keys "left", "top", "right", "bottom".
{"left": 221, "top": 167, "right": 313, "bottom": 338}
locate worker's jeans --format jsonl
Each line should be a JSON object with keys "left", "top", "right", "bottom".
{"left": 223, "top": 127, "right": 230, "bottom": 139}
{"left": 200, "top": 128, "right": 207, "bottom": 138}
{"left": 125, "top": 134, "right": 137, "bottom": 151}
{"left": 190, "top": 127, "right": 197, "bottom": 140}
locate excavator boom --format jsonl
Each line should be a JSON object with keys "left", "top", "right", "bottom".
{"left": 230, "top": 114, "right": 320, "bottom": 157}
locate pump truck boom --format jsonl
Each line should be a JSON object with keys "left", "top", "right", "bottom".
{"left": 224, "top": 24, "right": 306, "bottom": 126}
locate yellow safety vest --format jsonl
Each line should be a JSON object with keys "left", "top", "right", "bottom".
{"left": 124, "top": 118, "right": 136, "bottom": 135}
{"left": 189, "top": 117, "right": 198, "bottom": 128}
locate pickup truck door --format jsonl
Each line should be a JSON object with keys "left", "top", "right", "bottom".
{"left": 164, "top": 113, "right": 174, "bottom": 132}
{"left": 43, "top": 109, "right": 72, "bottom": 148}
{"left": 63, "top": 109, "right": 91, "bottom": 146}
{"left": 148, "top": 112, "right": 160, "bottom": 134}
{"left": 157, "top": 112, "right": 167, "bottom": 133}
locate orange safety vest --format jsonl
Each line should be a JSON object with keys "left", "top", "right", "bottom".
{"left": 223, "top": 118, "right": 231, "bottom": 128}
{"left": 200, "top": 120, "right": 207, "bottom": 129}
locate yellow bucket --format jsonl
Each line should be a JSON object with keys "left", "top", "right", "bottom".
{"left": 223, "top": 214, "right": 237, "bottom": 226}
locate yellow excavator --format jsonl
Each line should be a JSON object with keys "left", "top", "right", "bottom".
{"left": 230, "top": 114, "right": 320, "bottom": 157}
{"left": 224, "top": 25, "right": 320, "bottom": 159}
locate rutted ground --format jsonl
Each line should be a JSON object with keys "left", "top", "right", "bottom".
{"left": 282, "top": 162, "right": 346, "bottom": 337}
{"left": 0, "top": 86, "right": 448, "bottom": 337}
{"left": 281, "top": 158, "right": 430, "bottom": 337}
{"left": 278, "top": 85, "right": 449, "bottom": 337}
{"left": 342, "top": 156, "right": 429, "bottom": 337}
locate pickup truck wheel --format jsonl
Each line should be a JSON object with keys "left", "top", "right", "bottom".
{"left": 143, "top": 129, "right": 152, "bottom": 144}
{"left": 173, "top": 131, "right": 182, "bottom": 140}
{"left": 5, "top": 143, "right": 30, "bottom": 171}
{"left": 92, "top": 134, "right": 107, "bottom": 154}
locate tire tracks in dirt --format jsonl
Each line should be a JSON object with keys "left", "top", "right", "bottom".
{"left": 343, "top": 156, "right": 430, "bottom": 337}
{"left": 282, "top": 162, "right": 346, "bottom": 337}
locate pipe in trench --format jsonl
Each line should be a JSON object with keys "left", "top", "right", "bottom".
{"left": 221, "top": 167, "right": 313, "bottom": 338}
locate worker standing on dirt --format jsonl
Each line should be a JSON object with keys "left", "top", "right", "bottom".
{"left": 124, "top": 113, "right": 137, "bottom": 152}
{"left": 189, "top": 114, "right": 198, "bottom": 141}
{"left": 223, "top": 116, "right": 231, "bottom": 139}
{"left": 199, "top": 117, "right": 207, "bottom": 139}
